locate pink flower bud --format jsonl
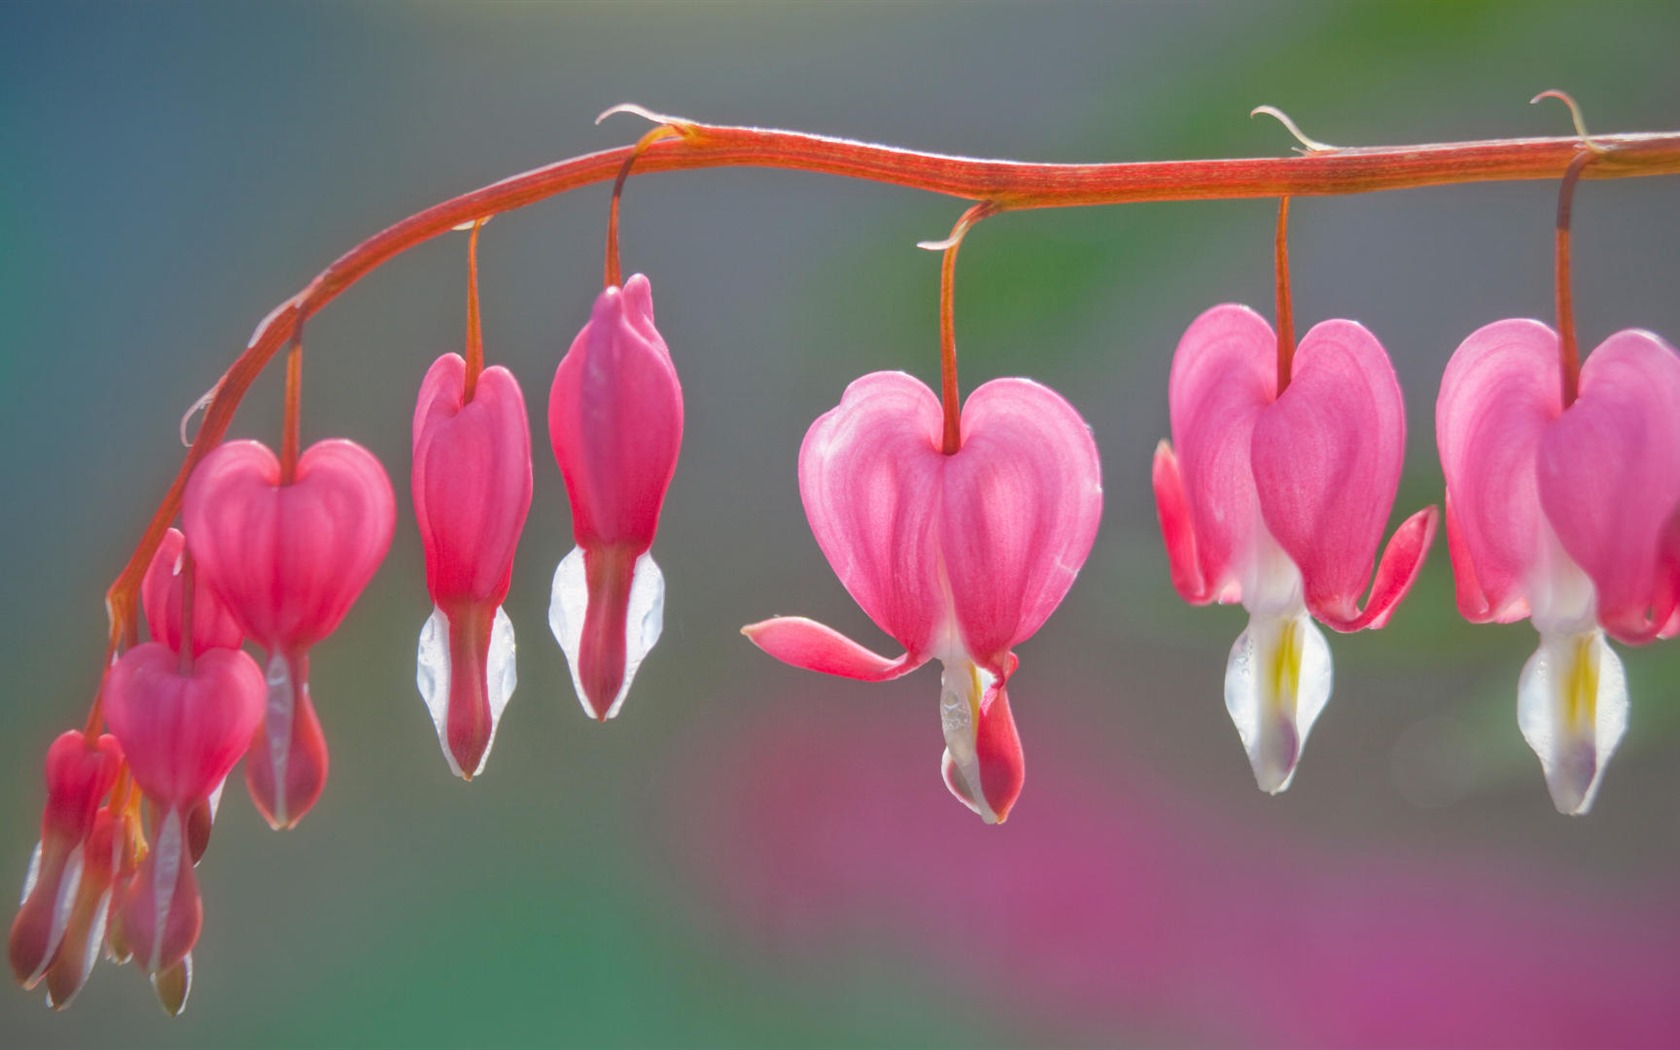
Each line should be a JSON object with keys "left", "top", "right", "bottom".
{"left": 548, "top": 275, "right": 682, "bottom": 721}
{"left": 412, "top": 353, "right": 532, "bottom": 778}
{"left": 140, "top": 528, "right": 243, "bottom": 656}
{"left": 9, "top": 731, "right": 122, "bottom": 988}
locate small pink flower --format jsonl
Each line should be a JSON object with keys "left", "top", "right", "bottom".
{"left": 547, "top": 275, "right": 682, "bottom": 721}
{"left": 1153, "top": 305, "right": 1436, "bottom": 792}
{"left": 1438, "top": 320, "right": 1680, "bottom": 813}
{"left": 103, "top": 641, "right": 264, "bottom": 988}
{"left": 412, "top": 353, "right": 533, "bottom": 778}
{"left": 183, "top": 438, "right": 395, "bottom": 827}
{"left": 744, "top": 371, "right": 1102, "bottom": 823}
{"left": 8, "top": 730, "right": 122, "bottom": 991}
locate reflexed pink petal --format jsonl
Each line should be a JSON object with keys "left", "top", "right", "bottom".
{"left": 141, "top": 529, "right": 243, "bottom": 656}
{"left": 1311, "top": 506, "right": 1438, "bottom": 632}
{"left": 1252, "top": 320, "right": 1421, "bottom": 629}
{"left": 1436, "top": 319, "right": 1561, "bottom": 623}
{"left": 1444, "top": 495, "right": 1496, "bottom": 622}
{"left": 548, "top": 274, "right": 683, "bottom": 553}
{"left": 941, "top": 378, "right": 1102, "bottom": 666}
{"left": 1539, "top": 330, "right": 1680, "bottom": 645}
{"left": 413, "top": 354, "right": 533, "bottom": 608}
{"left": 1152, "top": 440, "right": 1211, "bottom": 604}
{"left": 183, "top": 439, "right": 395, "bottom": 649}
{"left": 1167, "top": 304, "right": 1276, "bottom": 605}
{"left": 797, "top": 371, "right": 945, "bottom": 655}
{"left": 742, "top": 616, "right": 928, "bottom": 682}
{"left": 104, "top": 644, "right": 265, "bottom": 810}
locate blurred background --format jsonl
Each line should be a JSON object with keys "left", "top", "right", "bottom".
{"left": 3, "top": 2, "right": 1679, "bottom": 1046}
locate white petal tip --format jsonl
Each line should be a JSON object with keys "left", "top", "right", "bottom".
{"left": 1225, "top": 613, "right": 1332, "bottom": 797}
{"left": 549, "top": 548, "right": 665, "bottom": 722}
{"left": 417, "top": 605, "right": 518, "bottom": 780}
{"left": 1518, "top": 631, "right": 1627, "bottom": 818}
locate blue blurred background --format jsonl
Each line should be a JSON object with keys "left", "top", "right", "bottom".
{"left": 3, "top": 2, "right": 1679, "bottom": 1046}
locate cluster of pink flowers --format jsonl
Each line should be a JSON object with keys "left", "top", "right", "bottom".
{"left": 8, "top": 268, "right": 683, "bottom": 1012}
{"left": 1155, "top": 304, "right": 1680, "bottom": 814}
{"left": 8, "top": 151, "right": 1679, "bottom": 1017}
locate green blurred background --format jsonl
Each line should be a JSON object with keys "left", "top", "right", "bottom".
{"left": 3, "top": 2, "right": 1679, "bottom": 1046}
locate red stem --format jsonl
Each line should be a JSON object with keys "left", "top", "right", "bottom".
{"left": 605, "top": 124, "right": 682, "bottom": 290}
{"left": 95, "top": 116, "right": 1680, "bottom": 652}
{"left": 937, "top": 203, "right": 996, "bottom": 454}
{"left": 280, "top": 336, "right": 302, "bottom": 485}
{"left": 176, "top": 549, "right": 196, "bottom": 675}
{"left": 463, "top": 220, "right": 485, "bottom": 404}
{"left": 1274, "top": 197, "right": 1296, "bottom": 394}
{"left": 1556, "top": 150, "right": 1595, "bottom": 408}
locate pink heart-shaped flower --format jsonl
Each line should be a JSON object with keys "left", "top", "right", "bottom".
{"left": 183, "top": 439, "right": 395, "bottom": 650}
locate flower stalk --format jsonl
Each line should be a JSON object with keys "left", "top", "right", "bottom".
{"left": 94, "top": 113, "right": 1680, "bottom": 667}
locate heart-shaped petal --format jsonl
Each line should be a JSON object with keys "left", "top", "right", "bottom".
{"left": 1539, "top": 329, "right": 1680, "bottom": 645}
{"left": 413, "top": 354, "right": 533, "bottom": 608}
{"left": 183, "top": 439, "right": 395, "bottom": 650}
{"left": 1436, "top": 319, "right": 1562, "bottom": 623}
{"left": 104, "top": 643, "right": 265, "bottom": 809}
{"left": 941, "top": 378, "right": 1102, "bottom": 668}
{"left": 1166, "top": 304, "right": 1277, "bottom": 606}
{"left": 797, "top": 371, "right": 946, "bottom": 657}
{"left": 1251, "top": 319, "right": 1432, "bottom": 631}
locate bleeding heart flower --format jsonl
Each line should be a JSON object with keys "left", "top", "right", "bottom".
{"left": 412, "top": 353, "right": 532, "bottom": 779}
{"left": 1438, "top": 320, "right": 1680, "bottom": 814}
{"left": 8, "top": 730, "right": 122, "bottom": 991}
{"left": 183, "top": 438, "right": 395, "bottom": 828}
{"left": 548, "top": 274, "right": 682, "bottom": 721}
{"left": 102, "top": 641, "right": 263, "bottom": 989}
{"left": 743, "top": 371, "right": 1102, "bottom": 823}
{"left": 1153, "top": 304, "right": 1437, "bottom": 793}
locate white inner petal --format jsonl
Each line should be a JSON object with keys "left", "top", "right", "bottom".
{"left": 263, "top": 651, "right": 296, "bottom": 828}
{"left": 937, "top": 658, "right": 999, "bottom": 824}
{"left": 48, "top": 884, "right": 112, "bottom": 1009}
{"left": 1225, "top": 610, "right": 1332, "bottom": 794}
{"left": 548, "top": 547, "right": 665, "bottom": 720}
{"left": 149, "top": 810, "right": 183, "bottom": 974}
{"left": 1518, "top": 628, "right": 1628, "bottom": 815}
{"left": 19, "top": 840, "right": 41, "bottom": 906}
{"left": 417, "top": 604, "right": 516, "bottom": 779}
{"left": 1528, "top": 524, "right": 1598, "bottom": 637}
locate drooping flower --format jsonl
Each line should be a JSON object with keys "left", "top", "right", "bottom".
{"left": 102, "top": 640, "right": 264, "bottom": 1005}
{"left": 548, "top": 274, "right": 682, "bottom": 721}
{"left": 182, "top": 438, "right": 395, "bottom": 827}
{"left": 141, "top": 527, "right": 243, "bottom": 657}
{"left": 1152, "top": 304, "right": 1437, "bottom": 792}
{"left": 413, "top": 353, "right": 533, "bottom": 778}
{"left": 9, "top": 730, "right": 122, "bottom": 993}
{"left": 1437, "top": 320, "right": 1680, "bottom": 814}
{"left": 743, "top": 371, "right": 1102, "bottom": 823}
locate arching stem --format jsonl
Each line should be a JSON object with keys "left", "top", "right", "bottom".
{"left": 1275, "top": 197, "right": 1296, "bottom": 395}
{"left": 93, "top": 115, "right": 1680, "bottom": 654}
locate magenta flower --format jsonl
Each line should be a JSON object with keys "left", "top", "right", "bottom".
{"left": 183, "top": 438, "right": 395, "bottom": 828}
{"left": 1153, "top": 304, "right": 1436, "bottom": 792}
{"left": 8, "top": 730, "right": 122, "bottom": 994}
{"left": 413, "top": 353, "right": 533, "bottom": 778}
{"left": 547, "top": 274, "right": 683, "bottom": 721}
{"left": 103, "top": 640, "right": 264, "bottom": 997}
{"left": 141, "top": 527, "right": 244, "bottom": 657}
{"left": 1437, "top": 320, "right": 1680, "bottom": 814}
{"left": 743, "top": 371, "right": 1102, "bottom": 823}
